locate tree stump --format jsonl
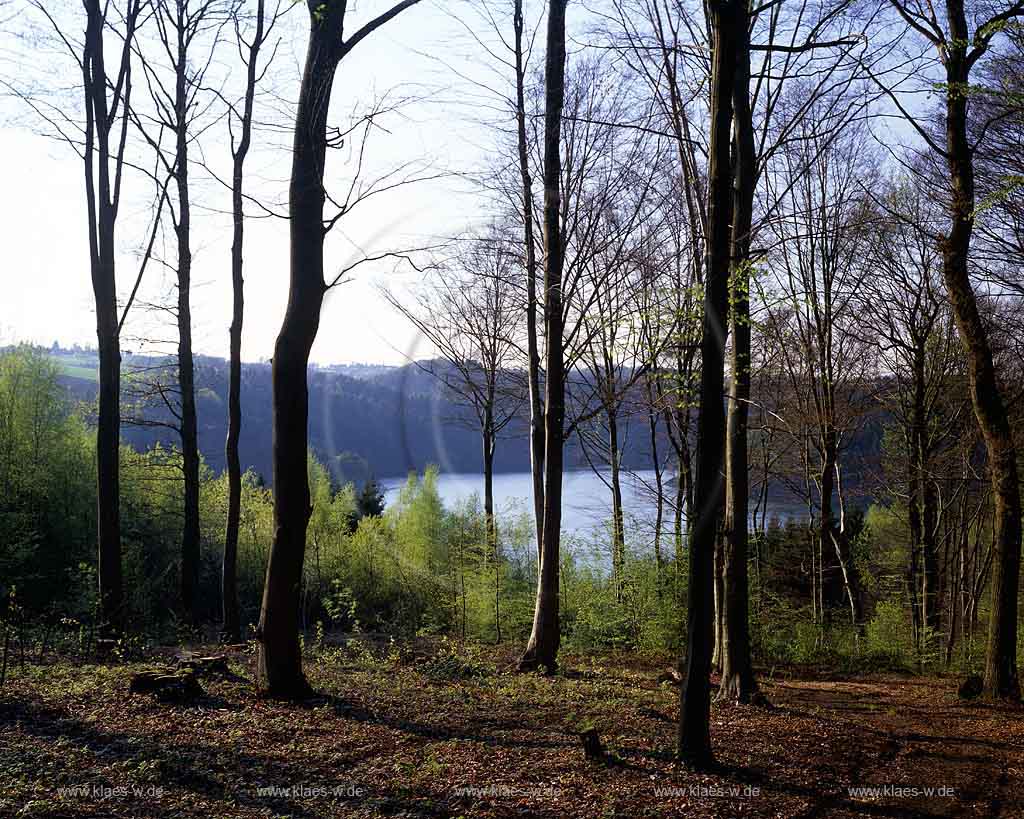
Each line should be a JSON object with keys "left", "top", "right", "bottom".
{"left": 95, "top": 638, "right": 117, "bottom": 659}
{"left": 958, "top": 675, "right": 983, "bottom": 700}
{"left": 656, "top": 669, "right": 682, "bottom": 686}
{"left": 580, "top": 727, "right": 605, "bottom": 761}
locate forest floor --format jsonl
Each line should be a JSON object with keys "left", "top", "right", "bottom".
{"left": 0, "top": 640, "right": 1021, "bottom": 818}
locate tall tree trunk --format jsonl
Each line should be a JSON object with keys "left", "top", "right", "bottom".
{"left": 820, "top": 442, "right": 861, "bottom": 626}
{"left": 719, "top": 18, "right": 757, "bottom": 701}
{"left": 819, "top": 441, "right": 840, "bottom": 612}
{"left": 483, "top": 405, "right": 499, "bottom": 642}
{"left": 647, "top": 382, "right": 665, "bottom": 592}
{"left": 256, "top": 0, "right": 423, "bottom": 697}
{"left": 911, "top": 342, "right": 939, "bottom": 647}
{"left": 609, "top": 409, "right": 625, "bottom": 601}
{"left": 908, "top": 477, "right": 923, "bottom": 652}
{"left": 256, "top": 10, "right": 335, "bottom": 697}
{"left": 519, "top": 0, "right": 567, "bottom": 675}
{"left": 941, "top": 11, "right": 1021, "bottom": 700}
{"left": 712, "top": 541, "right": 723, "bottom": 671}
{"left": 95, "top": 280, "right": 123, "bottom": 636}
{"left": 175, "top": 22, "right": 201, "bottom": 626}
{"left": 678, "top": 0, "right": 739, "bottom": 769}
{"left": 223, "top": 0, "right": 266, "bottom": 646}
{"left": 921, "top": 471, "right": 939, "bottom": 637}
{"left": 514, "top": 0, "right": 545, "bottom": 555}
{"left": 83, "top": 0, "right": 129, "bottom": 636}
{"left": 907, "top": 345, "right": 925, "bottom": 652}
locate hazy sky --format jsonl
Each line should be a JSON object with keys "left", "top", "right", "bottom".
{"left": 0, "top": 1, "right": 522, "bottom": 365}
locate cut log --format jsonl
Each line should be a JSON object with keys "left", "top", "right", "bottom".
{"left": 176, "top": 655, "right": 230, "bottom": 675}
{"left": 129, "top": 670, "right": 203, "bottom": 702}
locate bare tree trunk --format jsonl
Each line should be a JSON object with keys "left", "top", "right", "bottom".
{"left": 255, "top": 0, "right": 423, "bottom": 698}
{"left": 941, "top": 8, "right": 1021, "bottom": 700}
{"left": 173, "top": 7, "right": 201, "bottom": 626}
{"left": 514, "top": 0, "right": 545, "bottom": 555}
{"left": 719, "top": 19, "right": 757, "bottom": 701}
{"left": 907, "top": 346, "right": 924, "bottom": 653}
{"left": 921, "top": 471, "right": 939, "bottom": 637}
{"left": 609, "top": 410, "right": 625, "bottom": 601}
{"left": 519, "top": 0, "right": 567, "bottom": 675}
{"left": 908, "top": 484, "right": 923, "bottom": 652}
{"left": 81, "top": 0, "right": 142, "bottom": 636}
{"left": 910, "top": 342, "right": 939, "bottom": 648}
{"left": 223, "top": 0, "right": 268, "bottom": 646}
{"left": 483, "top": 404, "right": 499, "bottom": 642}
{"left": 674, "top": 467, "right": 685, "bottom": 579}
{"left": 819, "top": 435, "right": 861, "bottom": 625}
{"left": 712, "top": 540, "right": 723, "bottom": 672}
{"left": 678, "top": 0, "right": 739, "bottom": 769}
{"left": 96, "top": 277, "right": 123, "bottom": 636}
{"left": 256, "top": 16, "right": 331, "bottom": 694}
{"left": 819, "top": 441, "right": 840, "bottom": 613}
{"left": 647, "top": 383, "right": 665, "bottom": 592}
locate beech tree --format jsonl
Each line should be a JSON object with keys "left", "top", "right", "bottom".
{"left": 221, "top": 0, "right": 281, "bottom": 644}
{"left": 257, "top": 0, "right": 425, "bottom": 698}
{"left": 513, "top": 0, "right": 545, "bottom": 553}
{"left": 384, "top": 232, "right": 522, "bottom": 641}
{"left": 677, "top": 0, "right": 742, "bottom": 769}
{"left": 860, "top": 179, "right": 966, "bottom": 655}
{"left": 21, "top": 0, "right": 154, "bottom": 635}
{"left": 83, "top": 0, "right": 146, "bottom": 636}
{"left": 131, "top": 0, "right": 229, "bottom": 626}
{"left": 573, "top": 170, "right": 669, "bottom": 599}
{"left": 519, "top": 0, "right": 567, "bottom": 674}
{"left": 762, "top": 117, "right": 875, "bottom": 628}
{"left": 882, "top": 0, "right": 1024, "bottom": 700}
{"left": 718, "top": 0, "right": 754, "bottom": 703}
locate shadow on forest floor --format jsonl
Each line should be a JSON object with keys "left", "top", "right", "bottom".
{"left": 0, "top": 645, "right": 1022, "bottom": 817}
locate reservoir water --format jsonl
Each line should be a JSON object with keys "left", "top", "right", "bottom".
{"left": 381, "top": 469, "right": 674, "bottom": 543}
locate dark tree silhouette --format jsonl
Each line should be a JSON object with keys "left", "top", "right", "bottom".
{"left": 884, "top": 0, "right": 1024, "bottom": 701}
{"left": 25, "top": 0, "right": 152, "bottom": 635}
{"left": 257, "top": 0, "right": 425, "bottom": 698}
{"left": 678, "top": 0, "right": 741, "bottom": 769}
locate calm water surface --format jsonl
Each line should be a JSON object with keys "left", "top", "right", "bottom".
{"left": 382, "top": 469, "right": 675, "bottom": 541}
{"left": 381, "top": 469, "right": 806, "bottom": 549}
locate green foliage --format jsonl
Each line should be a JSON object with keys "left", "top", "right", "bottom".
{"left": 865, "top": 599, "right": 913, "bottom": 664}
{"left": 561, "top": 526, "right": 684, "bottom": 654}
{"left": 322, "top": 580, "right": 359, "bottom": 631}
{"left": 422, "top": 636, "right": 491, "bottom": 680}
{"left": 0, "top": 346, "right": 95, "bottom": 612}
{"left": 2, "top": 344, "right": 1010, "bottom": 682}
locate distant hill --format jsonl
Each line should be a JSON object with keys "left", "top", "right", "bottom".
{"left": 44, "top": 347, "right": 886, "bottom": 494}
{"left": 47, "top": 349, "right": 600, "bottom": 483}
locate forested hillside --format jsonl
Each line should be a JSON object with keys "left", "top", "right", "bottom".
{"left": 46, "top": 345, "right": 885, "bottom": 491}
{"left": 46, "top": 347, "right": 620, "bottom": 480}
